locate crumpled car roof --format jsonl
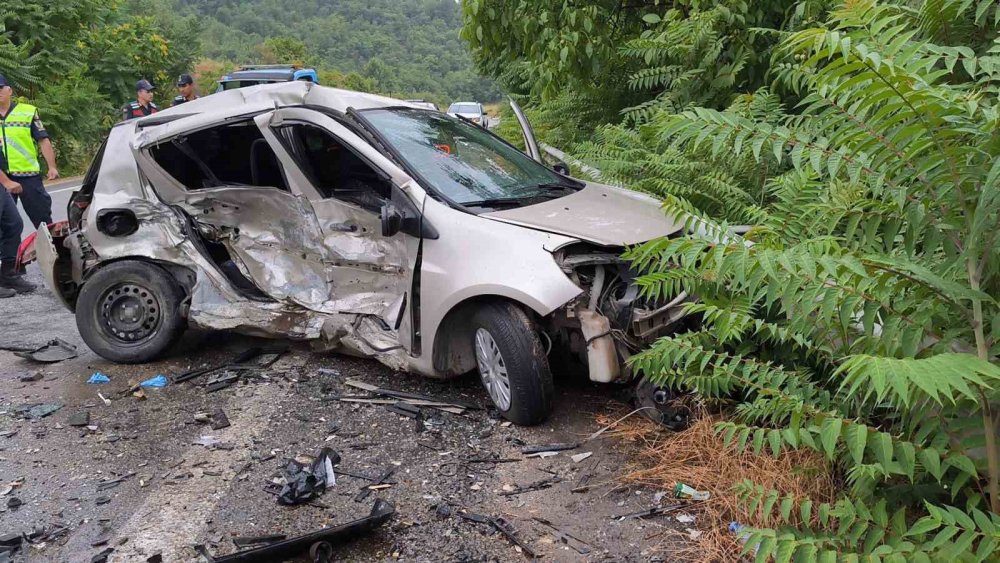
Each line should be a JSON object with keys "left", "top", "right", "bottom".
{"left": 131, "top": 81, "right": 415, "bottom": 144}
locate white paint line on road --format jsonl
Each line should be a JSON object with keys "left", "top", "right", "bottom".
{"left": 48, "top": 184, "right": 81, "bottom": 194}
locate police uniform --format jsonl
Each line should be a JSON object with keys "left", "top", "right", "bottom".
{"left": 122, "top": 79, "right": 159, "bottom": 122}
{"left": 122, "top": 100, "right": 159, "bottom": 121}
{"left": 0, "top": 101, "right": 53, "bottom": 228}
{"left": 172, "top": 74, "right": 198, "bottom": 107}
{"left": 171, "top": 94, "right": 198, "bottom": 107}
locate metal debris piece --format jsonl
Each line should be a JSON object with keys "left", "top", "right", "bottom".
{"left": 276, "top": 448, "right": 340, "bottom": 506}
{"left": 205, "top": 372, "right": 241, "bottom": 393}
{"left": 175, "top": 346, "right": 288, "bottom": 384}
{"left": 531, "top": 517, "right": 591, "bottom": 555}
{"left": 498, "top": 476, "right": 562, "bottom": 496}
{"left": 18, "top": 372, "right": 43, "bottom": 382}
{"left": 232, "top": 534, "right": 287, "bottom": 548}
{"left": 524, "top": 451, "right": 559, "bottom": 459}
{"left": 354, "top": 467, "right": 395, "bottom": 502}
{"left": 570, "top": 452, "right": 593, "bottom": 463}
{"left": 455, "top": 510, "right": 535, "bottom": 558}
{"left": 611, "top": 502, "right": 688, "bottom": 521}
{"left": 344, "top": 379, "right": 479, "bottom": 410}
{"left": 95, "top": 496, "right": 111, "bottom": 505}
{"left": 210, "top": 408, "right": 230, "bottom": 430}
{"left": 386, "top": 401, "right": 422, "bottom": 419}
{"left": 90, "top": 547, "right": 114, "bottom": 563}
{"left": 521, "top": 442, "right": 579, "bottom": 455}
{"left": 98, "top": 393, "right": 112, "bottom": 406}
{"left": 210, "top": 500, "right": 394, "bottom": 563}
{"left": 68, "top": 411, "right": 91, "bottom": 427}
{"left": 96, "top": 473, "right": 135, "bottom": 492}
{"left": 10, "top": 338, "right": 78, "bottom": 363}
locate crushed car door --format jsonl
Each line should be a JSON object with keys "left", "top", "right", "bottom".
{"left": 253, "top": 108, "right": 420, "bottom": 333}
{"left": 133, "top": 116, "right": 339, "bottom": 309}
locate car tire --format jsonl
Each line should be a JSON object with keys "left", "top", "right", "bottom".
{"left": 470, "top": 302, "right": 553, "bottom": 425}
{"left": 76, "top": 260, "right": 186, "bottom": 364}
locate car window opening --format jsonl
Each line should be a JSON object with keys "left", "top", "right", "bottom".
{"left": 277, "top": 123, "right": 391, "bottom": 213}
{"left": 149, "top": 120, "right": 289, "bottom": 192}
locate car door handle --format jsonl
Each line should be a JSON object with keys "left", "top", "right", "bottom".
{"left": 329, "top": 222, "right": 358, "bottom": 232}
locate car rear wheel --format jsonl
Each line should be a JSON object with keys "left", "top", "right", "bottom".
{"left": 471, "top": 302, "right": 553, "bottom": 425}
{"left": 76, "top": 260, "right": 186, "bottom": 363}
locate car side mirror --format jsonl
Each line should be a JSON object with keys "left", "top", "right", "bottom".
{"left": 552, "top": 161, "right": 570, "bottom": 175}
{"left": 381, "top": 201, "right": 404, "bottom": 237}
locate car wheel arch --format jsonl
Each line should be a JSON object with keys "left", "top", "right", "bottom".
{"left": 431, "top": 294, "right": 546, "bottom": 377}
{"left": 82, "top": 257, "right": 195, "bottom": 308}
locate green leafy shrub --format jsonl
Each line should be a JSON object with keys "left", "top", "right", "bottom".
{"left": 627, "top": 0, "right": 1000, "bottom": 558}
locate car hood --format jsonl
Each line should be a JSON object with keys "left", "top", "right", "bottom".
{"left": 481, "top": 183, "right": 684, "bottom": 246}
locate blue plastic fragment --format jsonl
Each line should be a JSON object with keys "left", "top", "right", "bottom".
{"left": 139, "top": 374, "right": 169, "bottom": 388}
{"left": 87, "top": 373, "right": 111, "bottom": 384}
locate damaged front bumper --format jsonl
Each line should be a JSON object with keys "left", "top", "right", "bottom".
{"left": 550, "top": 245, "right": 693, "bottom": 383}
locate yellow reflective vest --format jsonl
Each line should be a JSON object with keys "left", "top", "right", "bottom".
{"left": 0, "top": 103, "right": 40, "bottom": 175}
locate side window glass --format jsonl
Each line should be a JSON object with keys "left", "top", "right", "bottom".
{"left": 149, "top": 120, "right": 288, "bottom": 191}
{"left": 277, "top": 123, "right": 390, "bottom": 212}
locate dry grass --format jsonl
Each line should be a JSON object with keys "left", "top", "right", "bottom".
{"left": 597, "top": 409, "right": 837, "bottom": 562}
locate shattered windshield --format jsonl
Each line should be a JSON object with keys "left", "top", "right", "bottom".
{"left": 362, "top": 108, "right": 575, "bottom": 207}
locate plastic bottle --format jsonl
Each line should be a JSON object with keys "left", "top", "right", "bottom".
{"left": 674, "top": 483, "right": 711, "bottom": 500}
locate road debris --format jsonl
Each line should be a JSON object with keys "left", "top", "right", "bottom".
{"left": 139, "top": 375, "right": 168, "bottom": 388}
{"left": 674, "top": 482, "right": 710, "bottom": 500}
{"left": 96, "top": 473, "right": 135, "bottom": 492}
{"left": 344, "top": 378, "right": 478, "bottom": 413}
{"left": 87, "top": 373, "right": 110, "bottom": 384}
{"left": 273, "top": 448, "right": 339, "bottom": 506}
{"left": 174, "top": 346, "right": 287, "bottom": 386}
{"left": 13, "top": 403, "right": 63, "bottom": 419}
{"left": 498, "top": 476, "right": 562, "bottom": 496}
{"left": 68, "top": 411, "right": 90, "bottom": 427}
{"left": 612, "top": 502, "right": 689, "bottom": 520}
{"left": 521, "top": 442, "right": 579, "bottom": 455}
{"left": 675, "top": 513, "right": 696, "bottom": 523}
{"left": 453, "top": 509, "right": 536, "bottom": 559}
{"left": 354, "top": 466, "right": 395, "bottom": 502}
{"left": 89, "top": 547, "right": 114, "bottom": 563}
{"left": 210, "top": 499, "right": 394, "bottom": 562}
{"left": 97, "top": 393, "right": 111, "bottom": 406}
{"left": 531, "top": 517, "right": 591, "bottom": 555}
{"left": 18, "top": 372, "right": 43, "bottom": 382}
{"left": 210, "top": 408, "right": 230, "bottom": 430}
{"left": 9, "top": 338, "right": 78, "bottom": 363}
{"left": 232, "top": 534, "right": 286, "bottom": 548}
{"left": 570, "top": 452, "right": 593, "bottom": 463}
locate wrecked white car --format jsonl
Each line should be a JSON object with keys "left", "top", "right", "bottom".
{"left": 23, "top": 82, "right": 690, "bottom": 425}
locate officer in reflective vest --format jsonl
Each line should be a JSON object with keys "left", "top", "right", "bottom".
{"left": 172, "top": 74, "right": 199, "bottom": 106}
{"left": 122, "top": 79, "right": 159, "bottom": 121}
{"left": 0, "top": 73, "right": 46, "bottom": 296}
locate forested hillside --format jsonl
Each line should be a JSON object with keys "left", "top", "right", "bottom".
{"left": 179, "top": 0, "right": 498, "bottom": 103}
{"left": 0, "top": 0, "right": 495, "bottom": 174}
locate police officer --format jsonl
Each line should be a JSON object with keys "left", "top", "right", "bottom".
{"left": 172, "top": 74, "right": 198, "bottom": 106}
{"left": 0, "top": 74, "right": 37, "bottom": 296}
{"left": 122, "top": 79, "right": 159, "bottom": 121}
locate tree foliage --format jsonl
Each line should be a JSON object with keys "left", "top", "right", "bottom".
{"left": 467, "top": 0, "right": 1000, "bottom": 558}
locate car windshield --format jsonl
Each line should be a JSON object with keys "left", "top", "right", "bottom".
{"left": 362, "top": 108, "right": 574, "bottom": 207}
{"left": 448, "top": 103, "right": 479, "bottom": 114}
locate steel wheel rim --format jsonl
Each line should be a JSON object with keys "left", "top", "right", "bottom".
{"left": 98, "top": 282, "right": 162, "bottom": 346}
{"left": 475, "top": 328, "right": 511, "bottom": 411}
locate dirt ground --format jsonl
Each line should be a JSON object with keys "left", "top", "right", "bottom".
{"left": 0, "top": 271, "right": 690, "bottom": 562}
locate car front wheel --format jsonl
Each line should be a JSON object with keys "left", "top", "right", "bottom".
{"left": 471, "top": 302, "right": 553, "bottom": 425}
{"left": 76, "top": 260, "right": 186, "bottom": 363}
